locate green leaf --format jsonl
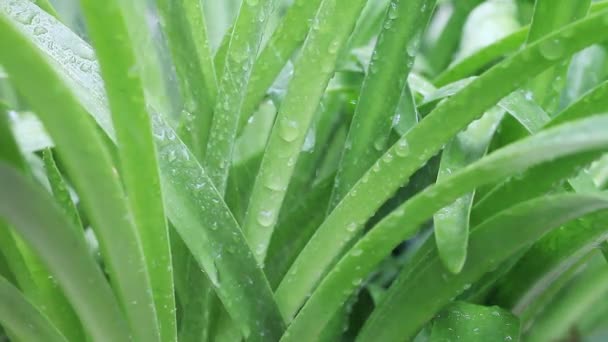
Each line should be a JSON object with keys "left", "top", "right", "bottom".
{"left": 242, "top": 0, "right": 369, "bottom": 263}
{"left": 205, "top": 0, "right": 280, "bottom": 193}
{"left": 0, "top": 4, "right": 286, "bottom": 339}
{"left": 525, "top": 0, "right": 591, "bottom": 114}
{"left": 430, "top": 302, "right": 520, "bottom": 342}
{"left": 434, "top": 1, "right": 608, "bottom": 86}
{"left": 0, "top": 163, "right": 130, "bottom": 341}
{"left": 155, "top": 0, "right": 216, "bottom": 159}
{"left": 329, "top": 0, "right": 436, "bottom": 208}
{"left": 76, "top": 0, "right": 176, "bottom": 339}
{"left": 434, "top": 107, "right": 504, "bottom": 274}
{"left": 276, "top": 9, "right": 608, "bottom": 321}
{"left": 0, "top": 106, "right": 84, "bottom": 341}
{"left": 238, "top": 0, "right": 323, "bottom": 131}
{"left": 358, "top": 193, "right": 608, "bottom": 341}
{"left": 524, "top": 255, "right": 608, "bottom": 342}
{"left": 0, "top": 276, "right": 67, "bottom": 342}
{"left": 281, "top": 114, "right": 608, "bottom": 341}
{"left": 0, "top": 7, "right": 157, "bottom": 336}
{"left": 422, "top": 0, "right": 485, "bottom": 75}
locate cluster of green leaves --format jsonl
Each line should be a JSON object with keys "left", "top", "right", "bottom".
{"left": 1, "top": 0, "right": 608, "bottom": 341}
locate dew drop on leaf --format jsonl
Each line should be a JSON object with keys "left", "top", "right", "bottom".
{"left": 539, "top": 39, "right": 565, "bottom": 61}
{"left": 279, "top": 118, "right": 299, "bottom": 142}
{"left": 395, "top": 139, "right": 410, "bottom": 157}
{"left": 257, "top": 210, "right": 275, "bottom": 227}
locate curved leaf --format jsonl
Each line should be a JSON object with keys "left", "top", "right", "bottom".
{"left": 430, "top": 302, "right": 520, "bottom": 342}
{"left": 329, "top": 0, "right": 436, "bottom": 208}
{"left": 0, "top": 5, "right": 159, "bottom": 341}
{"left": 276, "top": 9, "right": 608, "bottom": 320}
{"left": 357, "top": 193, "right": 608, "bottom": 341}
{"left": 0, "top": 276, "right": 66, "bottom": 342}
{"left": 242, "top": 0, "right": 368, "bottom": 263}
{"left": 77, "top": 0, "right": 175, "bottom": 338}
{"left": 0, "top": 4, "right": 285, "bottom": 340}
{"left": 281, "top": 114, "right": 608, "bottom": 340}
{"left": 0, "top": 163, "right": 130, "bottom": 342}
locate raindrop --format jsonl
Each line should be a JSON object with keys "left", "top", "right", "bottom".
{"left": 388, "top": 2, "right": 399, "bottom": 19}
{"left": 328, "top": 40, "right": 340, "bottom": 54}
{"left": 15, "top": 11, "right": 35, "bottom": 25}
{"left": 79, "top": 62, "right": 92, "bottom": 72}
{"left": 279, "top": 118, "right": 299, "bottom": 142}
{"left": 382, "top": 153, "right": 393, "bottom": 163}
{"left": 257, "top": 210, "right": 275, "bottom": 227}
{"left": 33, "top": 26, "right": 47, "bottom": 36}
{"left": 395, "top": 139, "right": 410, "bottom": 157}
{"left": 346, "top": 223, "right": 357, "bottom": 232}
{"left": 539, "top": 39, "right": 565, "bottom": 61}
{"left": 373, "top": 137, "right": 386, "bottom": 151}
{"left": 351, "top": 249, "right": 362, "bottom": 256}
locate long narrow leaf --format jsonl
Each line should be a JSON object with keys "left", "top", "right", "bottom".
{"left": 276, "top": 9, "right": 608, "bottom": 320}
{"left": 281, "top": 114, "right": 608, "bottom": 339}
{"left": 0, "top": 3, "right": 286, "bottom": 339}
{"left": 0, "top": 163, "right": 130, "bottom": 341}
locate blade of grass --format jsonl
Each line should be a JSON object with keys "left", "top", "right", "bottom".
{"left": 0, "top": 162, "right": 130, "bottom": 342}
{"left": 434, "top": 107, "right": 504, "bottom": 274}
{"left": 525, "top": 0, "right": 591, "bottom": 114}
{"left": 242, "top": 0, "right": 369, "bottom": 263}
{"left": 560, "top": 45, "right": 608, "bottom": 109}
{"left": 0, "top": 5, "right": 161, "bottom": 341}
{"left": 329, "top": 0, "right": 436, "bottom": 209}
{"left": 1, "top": 4, "right": 287, "bottom": 338}
{"left": 276, "top": 9, "right": 608, "bottom": 319}
{"left": 524, "top": 256, "right": 608, "bottom": 342}
{"left": 357, "top": 193, "right": 608, "bottom": 341}
{"left": 281, "top": 114, "right": 608, "bottom": 340}
{"left": 473, "top": 80, "right": 608, "bottom": 221}
{"left": 41, "top": 149, "right": 84, "bottom": 235}
{"left": 237, "top": 0, "right": 323, "bottom": 131}
{"left": 154, "top": 0, "right": 216, "bottom": 159}
{"left": 204, "top": 0, "right": 280, "bottom": 193}
{"left": 77, "top": 0, "right": 176, "bottom": 339}
{"left": 0, "top": 276, "right": 66, "bottom": 342}
{"left": 422, "top": 0, "right": 484, "bottom": 75}
{"left": 0, "top": 106, "right": 84, "bottom": 341}
{"left": 429, "top": 302, "right": 520, "bottom": 342}
{"left": 434, "top": 0, "right": 608, "bottom": 86}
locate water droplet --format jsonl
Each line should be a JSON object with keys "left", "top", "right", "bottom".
{"left": 352, "top": 278, "right": 363, "bottom": 286}
{"left": 257, "top": 210, "right": 275, "bottom": 227}
{"left": 539, "top": 39, "right": 565, "bottom": 61}
{"left": 279, "top": 118, "right": 299, "bottom": 142}
{"left": 79, "top": 62, "right": 92, "bottom": 72}
{"left": 328, "top": 40, "right": 340, "bottom": 54}
{"left": 15, "top": 11, "right": 35, "bottom": 25}
{"left": 351, "top": 249, "right": 362, "bottom": 256}
{"left": 346, "top": 223, "right": 357, "bottom": 232}
{"left": 264, "top": 177, "right": 287, "bottom": 192}
{"left": 407, "top": 31, "right": 422, "bottom": 57}
{"left": 395, "top": 139, "right": 410, "bottom": 157}
{"left": 373, "top": 136, "right": 386, "bottom": 151}
{"left": 33, "top": 26, "right": 47, "bottom": 36}
{"left": 388, "top": 2, "right": 398, "bottom": 19}
{"left": 382, "top": 153, "right": 393, "bottom": 163}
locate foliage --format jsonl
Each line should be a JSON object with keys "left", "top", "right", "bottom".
{"left": 1, "top": 0, "right": 608, "bottom": 341}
